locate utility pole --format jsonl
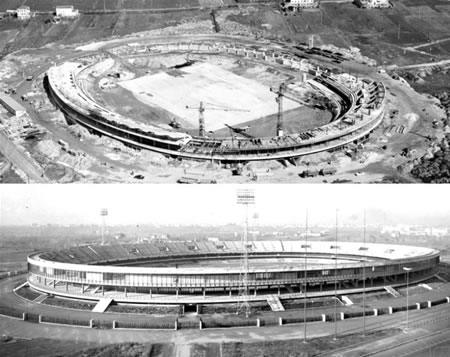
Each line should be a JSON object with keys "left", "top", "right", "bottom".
{"left": 236, "top": 189, "right": 255, "bottom": 318}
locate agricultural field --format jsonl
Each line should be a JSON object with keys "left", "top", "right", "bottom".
{"left": 0, "top": 0, "right": 225, "bottom": 12}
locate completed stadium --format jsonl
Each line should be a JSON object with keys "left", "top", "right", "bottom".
{"left": 27, "top": 241, "right": 439, "bottom": 309}
{"left": 46, "top": 35, "right": 386, "bottom": 162}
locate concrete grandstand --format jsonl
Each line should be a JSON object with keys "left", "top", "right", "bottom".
{"left": 46, "top": 35, "right": 386, "bottom": 162}
{"left": 27, "top": 241, "right": 439, "bottom": 310}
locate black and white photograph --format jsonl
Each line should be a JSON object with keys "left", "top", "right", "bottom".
{"left": 1, "top": 1, "right": 450, "bottom": 357}
{"left": 0, "top": 1, "right": 448, "bottom": 183}
{"left": 1, "top": 185, "right": 450, "bottom": 356}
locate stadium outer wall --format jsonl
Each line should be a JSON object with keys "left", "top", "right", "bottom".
{"left": 27, "top": 241, "right": 440, "bottom": 305}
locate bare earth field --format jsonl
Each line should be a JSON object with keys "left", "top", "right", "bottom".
{"left": 119, "top": 62, "right": 300, "bottom": 131}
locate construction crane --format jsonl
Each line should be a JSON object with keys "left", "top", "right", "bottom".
{"left": 185, "top": 102, "right": 250, "bottom": 137}
{"left": 270, "top": 83, "right": 311, "bottom": 137}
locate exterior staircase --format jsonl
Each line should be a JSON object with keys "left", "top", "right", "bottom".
{"left": 92, "top": 298, "right": 113, "bottom": 313}
{"left": 267, "top": 295, "right": 285, "bottom": 312}
{"left": 385, "top": 285, "right": 401, "bottom": 298}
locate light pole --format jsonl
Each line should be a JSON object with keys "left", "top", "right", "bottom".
{"left": 362, "top": 209, "right": 366, "bottom": 337}
{"left": 236, "top": 188, "right": 255, "bottom": 318}
{"left": 100, "top": 208, "right": 108, "bottom": 245}
{"left": 403, "top": 267, "right": 412, "bottom": 332}
{"left": 303, "top": 209, "right": 308, "bottom": 344}
{"left": 334, "top": 208, "right": 338, "bottom": 341}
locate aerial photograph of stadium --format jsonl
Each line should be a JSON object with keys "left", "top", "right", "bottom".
{"left": 0, "top": 0, "right": 449, "bottom": 183}
{"left": 1, "top": 184, "right": 450, "bottom": 356}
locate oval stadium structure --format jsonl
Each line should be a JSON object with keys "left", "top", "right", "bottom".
{"left": 46, "top": 35, "right": 386, "bottom": 162}
{"left": 27, "top": 241, "right": 439, "bottom": 306}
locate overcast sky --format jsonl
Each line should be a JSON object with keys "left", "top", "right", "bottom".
{"left": 0, "top": 185, "right": 449, "bottom": 226}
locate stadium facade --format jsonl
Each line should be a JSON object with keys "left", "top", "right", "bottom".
{"left": 27, "top": 241, "right": 439, "bottom": 305}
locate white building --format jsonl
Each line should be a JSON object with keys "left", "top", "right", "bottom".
{"left": 283, "top": 0, "right": 319, "bottom": 11}
{"left": 16, "top": 6, "right": 31, "bottom": 20}
{"left": 55, "top": 5, "right": 79, "bottom": 18}
{"left": 355, "top": 0, "right": 391, "bottom": 9}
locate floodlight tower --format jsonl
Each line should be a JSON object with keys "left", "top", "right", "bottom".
{"left": 236, "top": 188, "right": 255, "bottom": 318}
{"left": 100, "top": 208, "right": 108, "bottom": 245}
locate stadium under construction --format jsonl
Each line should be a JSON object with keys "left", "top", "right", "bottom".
{"left": 46, "top": 35, "right": 386, "bottom": 162}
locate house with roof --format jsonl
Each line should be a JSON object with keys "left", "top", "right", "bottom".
{"left": 16, "top": 6, "right": 31, "bottom": 20}
{"left": 55, "top": 5, "right": 79, "bottom": 18}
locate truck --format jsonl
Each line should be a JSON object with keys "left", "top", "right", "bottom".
{"left": 300, "top": 169, "right": 319, "bottom": 178}
{"left": 319, "top": 167, "right": 337, "bottom": 176}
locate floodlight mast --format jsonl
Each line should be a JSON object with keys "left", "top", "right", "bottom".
{"left": 100, "top": 208, "right": 108, "bottom": 245}
{"left": 236, "top": 189, "right": 255, "bottom": 318}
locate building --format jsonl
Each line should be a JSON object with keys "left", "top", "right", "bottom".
{"left": 355, "top": 0, "right": 391, "bottom": 9}
{"left": 0, "top": 94, "right": 27, "bottom": 117}
{"left": 283, "top": 0, "right": 319, "bottom": 11}
{"left": 27, "top": 240, "right": 439, "bottom": 306}
{"left": 55, "top": 5, "right": 79, "bottom": 18}
{"left": 16, "top": 6, "right": 30, "bottom": 20}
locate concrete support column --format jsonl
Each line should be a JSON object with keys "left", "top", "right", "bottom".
{"left": 278, "top": 286, "right": 281, "bottom": 296}
{"left": 202, "top": 288, "right": 206, "bottom": 299}
{"left": 388, "top": 307, "right": 393, "bottom": 314}
{"left": 124, "top": 287, "right": 127, "bottom": 297}
{"left": 340, "top": 312, "right": 345, "bottom": 320}
{"left": 65, "top": 282, "right": 68, "bottom": 291}
{"left": 176, "top": 289, "right": 179, "bottom": 299}
{"left": 150, "top": 288, "right": 152, "bottom": 298}
{"left": 373, "top": 308, "right": 378, "bottom": 316}
{"left": 81, "top": 284, "right": 84, "bottom": 293}
{"left": 446, "top": 297, "right": 450, "bottom": 303}
{"left": 89, "top": 319, "right": 93, "bottom": 328}
{"left": 101, "top": 286, "right": 104, "bottom": 296}
{"left": 416, "top": 303, "right": 420, "bottom": 310}
{"left": 256, "top": 318, "right": 260, "bottom": 327}
{"left": 53, "top": 280, "right": 55, "bottom": 288}
{"left": 254, "top": 288, "right": 257, "bottom": 296}
{"left": 229, "top": 289, "right": 232, "bottom": 297}
{"left": 278, "top": 317, "right": 283, "bottom": 326}
{"left": 427, "top": 301, "right": 431, "bottom": 308}
{"left": 321, "top": 314, "right": 326, "bottom": 322}
{"left": 199, "top": 320, "right": 203, "bottom": 330}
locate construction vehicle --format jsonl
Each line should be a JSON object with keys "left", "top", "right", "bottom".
{"left": 300, "top": 169, "right": 319, "bottom": 178}
{"left": 319, "top": 167, "right": 337, "bottom": 176}
{"left": 185, "top": 102, "right": 250, "bottom": 137}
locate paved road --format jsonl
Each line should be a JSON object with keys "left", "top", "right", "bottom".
{"left": 0, "top": 130, "right": 47, "bottom": 183}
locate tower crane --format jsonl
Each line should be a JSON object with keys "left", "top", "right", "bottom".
{"left": 270, "top": 83, "right": 332, "bottom": 136}
{"left": 185, "top": 102, "right": 250, "bottom": 137}
{"left": 270, "top": 83, "right": 311, "bottom": 137}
